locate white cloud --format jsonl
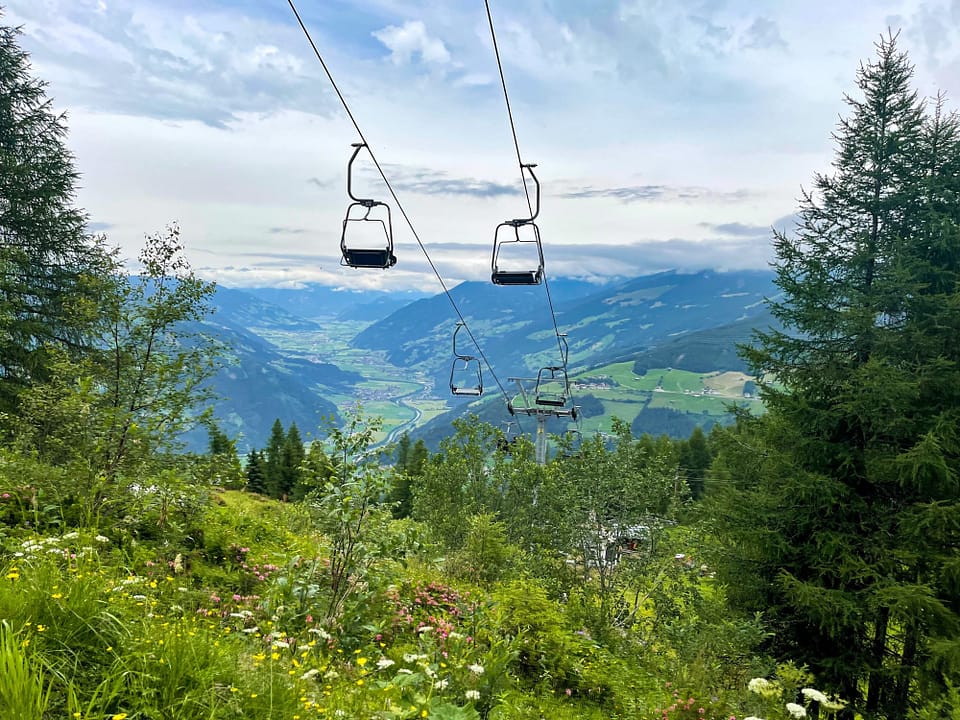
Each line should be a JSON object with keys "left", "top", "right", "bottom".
{"left": 372, "top": 20, "right": 451, "bottom": 66}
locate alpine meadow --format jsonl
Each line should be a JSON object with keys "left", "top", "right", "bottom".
{"left": 1, "top": 6, "right": 959, "bottom": 720}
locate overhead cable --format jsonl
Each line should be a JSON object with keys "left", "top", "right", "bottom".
{"left": 285, "top": 0, "right": 524, "bottom": 431}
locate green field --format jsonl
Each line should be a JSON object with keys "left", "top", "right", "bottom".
{"left": 570, "top": 364, "right": 758, "bottom": 435}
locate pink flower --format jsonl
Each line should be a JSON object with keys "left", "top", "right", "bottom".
{"left": 565, "top": 688, "right": 572, "bottom": 696}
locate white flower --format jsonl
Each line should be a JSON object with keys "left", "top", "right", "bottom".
{"left": 417, "top": 626, "right": 434, "bottom": 634}
{"left": 300, "top": 668, "right": 320, "bottom": 680}
{"left": 434, "top": 679, "right": 449, "bottom": 690}
{"left": 403, "top": 653, "right": 427, "bottom": 663}
{"left": 748, "top": 677, "right": 771, "bottom": 694}
{"left": 94, "top": 535, "right": 110, "bottom": 543}
{"left": 465, "top": 690, "right": 481, "bottom": 701}
{"left": 376, "top": 658, "right": 395, "bottom": 670}
{"left": 397, "top": 668, "right": 413, "bottom": 675}
{"left": 467, "top": 663, "right": 485, "bottom": 675}
{"left": 801, "top": 688, "right": 829, "bottom": 704}
{"left": 744, "top": 716, "right": 765, "bottom": 720}
{"left": 242, "top": 627, "right": 260, "bottom": 634}
{"left": 308, "top": 627, "right": 332, "bottom": 639}
{"left": 62, "top": 531, "right": 79, "bottom": 540}
{"left": 786, "top": 702, "right": 807, "bottom": 718}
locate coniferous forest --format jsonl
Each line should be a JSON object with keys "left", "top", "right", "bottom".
{"left": 1, "top": 13, "right": 959, "bottom": 720}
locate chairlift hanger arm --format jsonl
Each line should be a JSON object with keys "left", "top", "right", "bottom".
{"left": 511, "top": 163, "right": 540, "bottom": 225}
{"left": 347, "top": 142, "right": 373, "bottom": 204}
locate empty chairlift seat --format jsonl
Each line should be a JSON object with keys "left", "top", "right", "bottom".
{"left": 491, "top": 163, "right": 544, "bottom": 286}
{"left": 340, "top": 142, "right": 397, "bottom": 269}
{"left": 449, "top": 322, "right": 483, "bottom": 397}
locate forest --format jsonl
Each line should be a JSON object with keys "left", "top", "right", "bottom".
{"left": 1, "top": 14, "right": 959, "bottom": 720}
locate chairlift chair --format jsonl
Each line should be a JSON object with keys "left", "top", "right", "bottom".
{"left": 491, "top": 163, "right": 544, "bottom": 286}
{"left": 449, "top": 322, "right": 483, "bottom": 397}
{"left": 340, "top": 143, "right": 397, "bottom": 269}
{"left": 534, "top": 365, "right": 570, "bottom": 407}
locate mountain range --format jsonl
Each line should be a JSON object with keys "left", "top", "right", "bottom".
{"left": 196, "top": 270, "right": 779, "bottom": 452}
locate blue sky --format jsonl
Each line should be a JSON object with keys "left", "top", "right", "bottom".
{"left": 4, "top": 0, "right": 960, "bottom": 290}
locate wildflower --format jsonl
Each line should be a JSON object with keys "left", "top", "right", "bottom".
{"left": 94, "top": 535, "right": 110, "bottom": 543}
{"left": 748, "top": 678, "right": 771, "bottom": 694}
{"left": 376, "top": 658, "right": 395, "bottom": 669}
{"left": 111, "top": 714, "right": 128, "bottom": 720}
{"left": 801, "top": 688, "right": 829, "bottom": 704}
{"left": 356, "top": 657, "right": 368, "bottom": 667}
{"left": 51, "top": 593, "right": 63, "bottom": 599}
{"left": 35, "top": 624, "right": 46, "bottom": 632}
{"left": 786, "top": 703, "right": 807, "bottom": 718}
{"left": 434, "top": 679, "right": 449, "bottom": 690}
{"left": 417, "top": 626, "right": 434, "bottom": 634}
{"left": 467, "top": 663, "right": 484, "bottom": 675}
{"left": 301, "top": 669, "right": 320, "bottom": 680}
{"left": 465, "top": 690, "right": 480, "bottom": 701}
{"left": 744, "top": 717, "right": 766, "bottom": 720}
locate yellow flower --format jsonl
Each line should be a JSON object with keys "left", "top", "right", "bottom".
{"left": 421, "top": 711, "right": 428, "bottom": 718}
{"left": 72, "top": 714, "right": 81, "bottom": 719}
{"left": 51, "top": 593, "right": 63, "bottom": 599}
{"left": 111, "top": 714, "right": 128, "bottom": 720}
{"left": 271, "top": 651, "right": 280, "bottom": 661}
{"left": 356, "top": 679, "right": 364, "bottom": 686}
{"left": 35, "top": 625, "right": 46, "bottom": 632}
{"left": 5, "top": 571, "right": 19, "bottom": 580}
{"left": 356, "top": 657, "right": 368, "bottom": 667}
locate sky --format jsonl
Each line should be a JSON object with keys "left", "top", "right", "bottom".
{"left": 4, "top": 0, "right": 960, "bottom": 291}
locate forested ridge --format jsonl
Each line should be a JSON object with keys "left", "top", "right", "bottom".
{"left": 1, "top": 14, "right": 958, "bottom": 720}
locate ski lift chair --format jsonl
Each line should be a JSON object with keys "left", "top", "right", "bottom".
{"left": 534, "top": 365, "right": 570, "bottom": 407}
{"left": 491, "top": 163, "right": 544, "bottom": 286}
{"left": 449, "top": 322, "right": 483, "bottom": 397}
{"left": 340, "top": 143, "right": 397, "bottom": 269}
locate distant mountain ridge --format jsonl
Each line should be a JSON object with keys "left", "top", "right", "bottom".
{"left": 353, "top": 270, "right": 776, "bottom": 383}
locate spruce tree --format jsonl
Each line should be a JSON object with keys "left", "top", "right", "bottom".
{"left": 678, "top": 426, "right": 711, "bottom": 499}
{"left": 713, "top": 34, "right": 960, "bottom": 717}
{"left": 0, "top": 16, "right": 115, "bottom": 409}
{"left": 279, "top": 422, "right": 305, "bottom": 500}
{"left": 246, "top": 450, "right": 266, "bottom": 494}
{"left": 264, "top": 418, "right": 286, "bottom": 498}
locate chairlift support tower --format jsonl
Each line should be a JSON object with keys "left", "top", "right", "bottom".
{"left": 507, "top": 376, "right": 579, "bottom": 465}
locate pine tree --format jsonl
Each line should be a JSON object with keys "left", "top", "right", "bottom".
{"left": 246, "top": 450, "right": 266, "bottom": 494}
{"left": 0, "top": 17, "right": 115, "bottom": 409}
{"left": 279, "top": 422, "right": 305, "bottom": 500}
{"left": 263, "top": 418, "right": 286, "bottom": 498}
{"left": 678, "top": 426, "right": 711, "bottom": 499}
{"left": 714, "top": 34, "right": 960, "bottom": 717}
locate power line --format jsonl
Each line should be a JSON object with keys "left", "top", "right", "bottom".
{"left": 285, "top": 0, "right": 524, "bottom": 433}
{"left": 483, "top": 0, "right": 569, "bottom": 374}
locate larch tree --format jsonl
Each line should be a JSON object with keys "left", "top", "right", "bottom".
{"left": 711, "top": 33, "right": 960, "bottom": 718}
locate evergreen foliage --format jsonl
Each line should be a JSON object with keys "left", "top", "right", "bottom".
{"left": 0, "top": 19, "right": 115, "bottom": 410}
{"left": 712, "top": 33, "right": 960, "bottom": 717}
{"left": 245, "top": 449, "right": 266, "bottom": 494}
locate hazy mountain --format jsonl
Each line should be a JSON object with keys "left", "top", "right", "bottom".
{"left": 243, "top": 283, "right": 429, "bottom": 320}
{"left": 353, "top": 270, "right": 776, "bottom": 385}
